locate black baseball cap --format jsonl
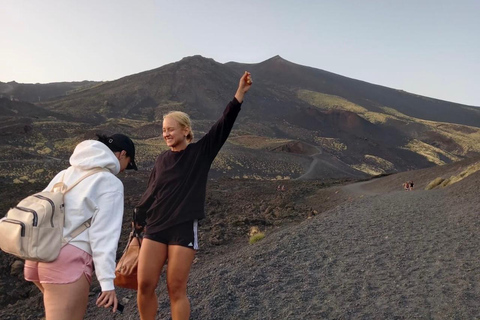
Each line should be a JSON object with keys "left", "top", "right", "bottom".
{"left": 106, "top": 134, "right": 138, "bottom": 170}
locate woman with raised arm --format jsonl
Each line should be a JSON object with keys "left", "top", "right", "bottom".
{"left": 134, "top": 72, "right": 252, "bottom": 320}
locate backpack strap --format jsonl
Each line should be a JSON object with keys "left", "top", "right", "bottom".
{"left": 62, "top": 218, "right": 92, "bottom": 246}
{"left": 64, "top": 168, "right": 109, "bottom": 194}
{"left": 51, "top": 168, "right": 107, "bottom": 194}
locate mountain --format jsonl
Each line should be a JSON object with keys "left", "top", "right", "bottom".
{"left": 1, "top": 55, "right": 480, "bottom": 185}
{"left": 2, "top": 56, "right": 480, "bottom": 318}
{"left": 0, "top": 80, "right": 101, "bottom": 103}
{"left": 227, "top": 55, "right": 480, "bottom": 125}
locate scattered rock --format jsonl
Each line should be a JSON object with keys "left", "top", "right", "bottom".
{"left": 10, "top": 260, "right": 24, "bottom": 278}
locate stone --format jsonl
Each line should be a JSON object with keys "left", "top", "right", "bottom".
{"left": 10, "top": 260, "right": 24, "bottom": 277}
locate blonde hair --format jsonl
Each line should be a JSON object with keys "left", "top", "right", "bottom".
{"left": 163, "top": 111, "right": 194, "bottom": 142}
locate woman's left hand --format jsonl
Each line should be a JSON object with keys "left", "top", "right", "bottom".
{"left": 96, "top": 290, "right": 118, "bottom": 313}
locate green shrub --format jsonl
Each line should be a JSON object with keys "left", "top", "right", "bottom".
{"left": 440, "top": 178, "right": 451, "bottom": 187}
{"left": 249, "top": 232, "right": 265, "bottom": 245}
{"left": 425, "top": 177, "right": 444, "bottom": 190}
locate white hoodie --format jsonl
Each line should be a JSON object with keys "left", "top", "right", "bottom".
{"left": 43, "top": 140, "right": 124, "bottom": 291}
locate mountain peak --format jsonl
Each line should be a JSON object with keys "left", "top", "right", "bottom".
{"left": 177, "top": 55, "right": 218, "bottom": 68}
{"left": 179, "top": 55, "right": 218, "bottom": 63}
{"left": 180, "top": 55, "right": 206, "bottom": 61}
{"left": 265, "top": 55, "right": 288, "bottom": 62}
{"left": 258, "top": 55, "right": 297, "bottom": 67}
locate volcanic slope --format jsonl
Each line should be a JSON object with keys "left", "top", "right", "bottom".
{"left": 140, "top": 157, "right": 480, "bottom": 320}
{"left": 1, "top": 157, "right": 479, "bottom": 319}
{"left": 2, "top": 55, "right": 475, "bottom": 183}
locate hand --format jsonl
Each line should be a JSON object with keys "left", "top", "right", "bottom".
{"left": 133, "top": 208, "right": 145, "bottom": 231}
{"left": 235, "top": 71, "right": 252, "bottom": 103}
{"left": 132, "top": 221, "right": 144, "bottom": 235}
{"left": 96, "top": 290, "right": 118, "bottom": 313}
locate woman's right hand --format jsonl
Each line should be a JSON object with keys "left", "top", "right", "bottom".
{"left": 133, "top": 208, "right": 145, "bottom": 232}
{"left": 96, "top": 290, "right": 118, "bottom": 313}
{"left": 132, "top": 221, "right": 144, "bottom": 233}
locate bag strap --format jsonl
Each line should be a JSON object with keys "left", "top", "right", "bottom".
{"left": 121, "top": 227, "right": 142, "bottom": 254}
{"left": 62, "top": 218, "right": 92, "bottom": 246}
{"left": 51, "top": 168, "right": 108, "bottom": 194}
{"left": 64, "top": 168, "right": 109, "bottom": 194}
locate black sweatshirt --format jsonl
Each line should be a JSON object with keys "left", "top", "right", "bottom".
{"left": 135, "top": 98, "right": 242, "bottom": 234}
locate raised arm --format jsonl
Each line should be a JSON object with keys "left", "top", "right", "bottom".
{"left": 199, "top": 72, "right": 253, "bottom": 160}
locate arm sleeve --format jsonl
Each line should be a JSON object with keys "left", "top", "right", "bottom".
{"left": 198, "top": 98, "right": 242, "bottom": 161}
{"left": 134, "top": 164, "right": 158, "bottom": 225}
{"left": 88, "top": 189, "right": 124, "bottom": 291}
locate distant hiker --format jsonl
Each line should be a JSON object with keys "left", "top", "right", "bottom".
{"left": 409, "top": 181, "right": 414, "bottom": 191}
{"left": 24, "top": 133, "right": 137, "bottom": 319}
{"left": 403, "top": 182, "right": 409, "bottom": 191}
{"left": 133, "top": 72, "right": 252, "bottom": 320}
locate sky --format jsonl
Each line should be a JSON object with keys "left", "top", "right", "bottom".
{"left": 1, "top": 0, "right": 479, "bottom": 106}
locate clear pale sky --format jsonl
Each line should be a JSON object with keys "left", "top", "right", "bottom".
{"left": 1, "top": 0, "right": 479, "bottom": 106}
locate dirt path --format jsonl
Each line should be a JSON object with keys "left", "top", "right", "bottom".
{"left": 168, "top": 187, "right": 480, "bottom": 319}
{"left": 90, "top": 178, "right": 479, "bottom": 319}
{"left": 342, "top": 179, "right": 382, "bottom": 196}
{"left": 2, "top": 171, "right": 480, "bottom": 319}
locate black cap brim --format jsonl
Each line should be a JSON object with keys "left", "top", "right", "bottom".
{"left": 127, "top": 160, "right": 138, "bottom": 171}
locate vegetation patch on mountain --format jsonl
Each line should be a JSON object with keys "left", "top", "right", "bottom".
{"left": 351, "top": 155, "right": 396, "bottom": 175}
{"left": 404, "top": 139, "right": 459, "bottom": 165}
{"left": 426, "top": 161, "right": 480, "bottom": 189}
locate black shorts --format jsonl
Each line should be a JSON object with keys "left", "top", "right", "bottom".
{"left": 144, "top": 220, "right": 199, "bottom": 250}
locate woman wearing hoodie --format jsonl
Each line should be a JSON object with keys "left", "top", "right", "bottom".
{"left": 24, "top": 133, "right": 137, "bottom": 320}
{"left": 134, "top": 72, "right": 252, "bottom": 320}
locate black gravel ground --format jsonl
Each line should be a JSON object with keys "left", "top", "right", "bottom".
{"left": 2, "top": 162, "right": 480, "bottom": 320}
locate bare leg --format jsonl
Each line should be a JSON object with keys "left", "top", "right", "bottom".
{"left": 137, "top": 239, "right": 168, "bottom": 320}
{"left": 42, "top": 275, "right": 90, "bottom": 320}
{"left": 166, "top": 245, "right": 196, "bottom": 320}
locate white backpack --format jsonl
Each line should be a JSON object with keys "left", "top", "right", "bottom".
{"left": 0, "top": 168, "right": 107, "bottom": 262}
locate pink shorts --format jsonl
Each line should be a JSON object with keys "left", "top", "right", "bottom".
{"left": 24, "top": 244, "right": 93, "bottom": 285}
